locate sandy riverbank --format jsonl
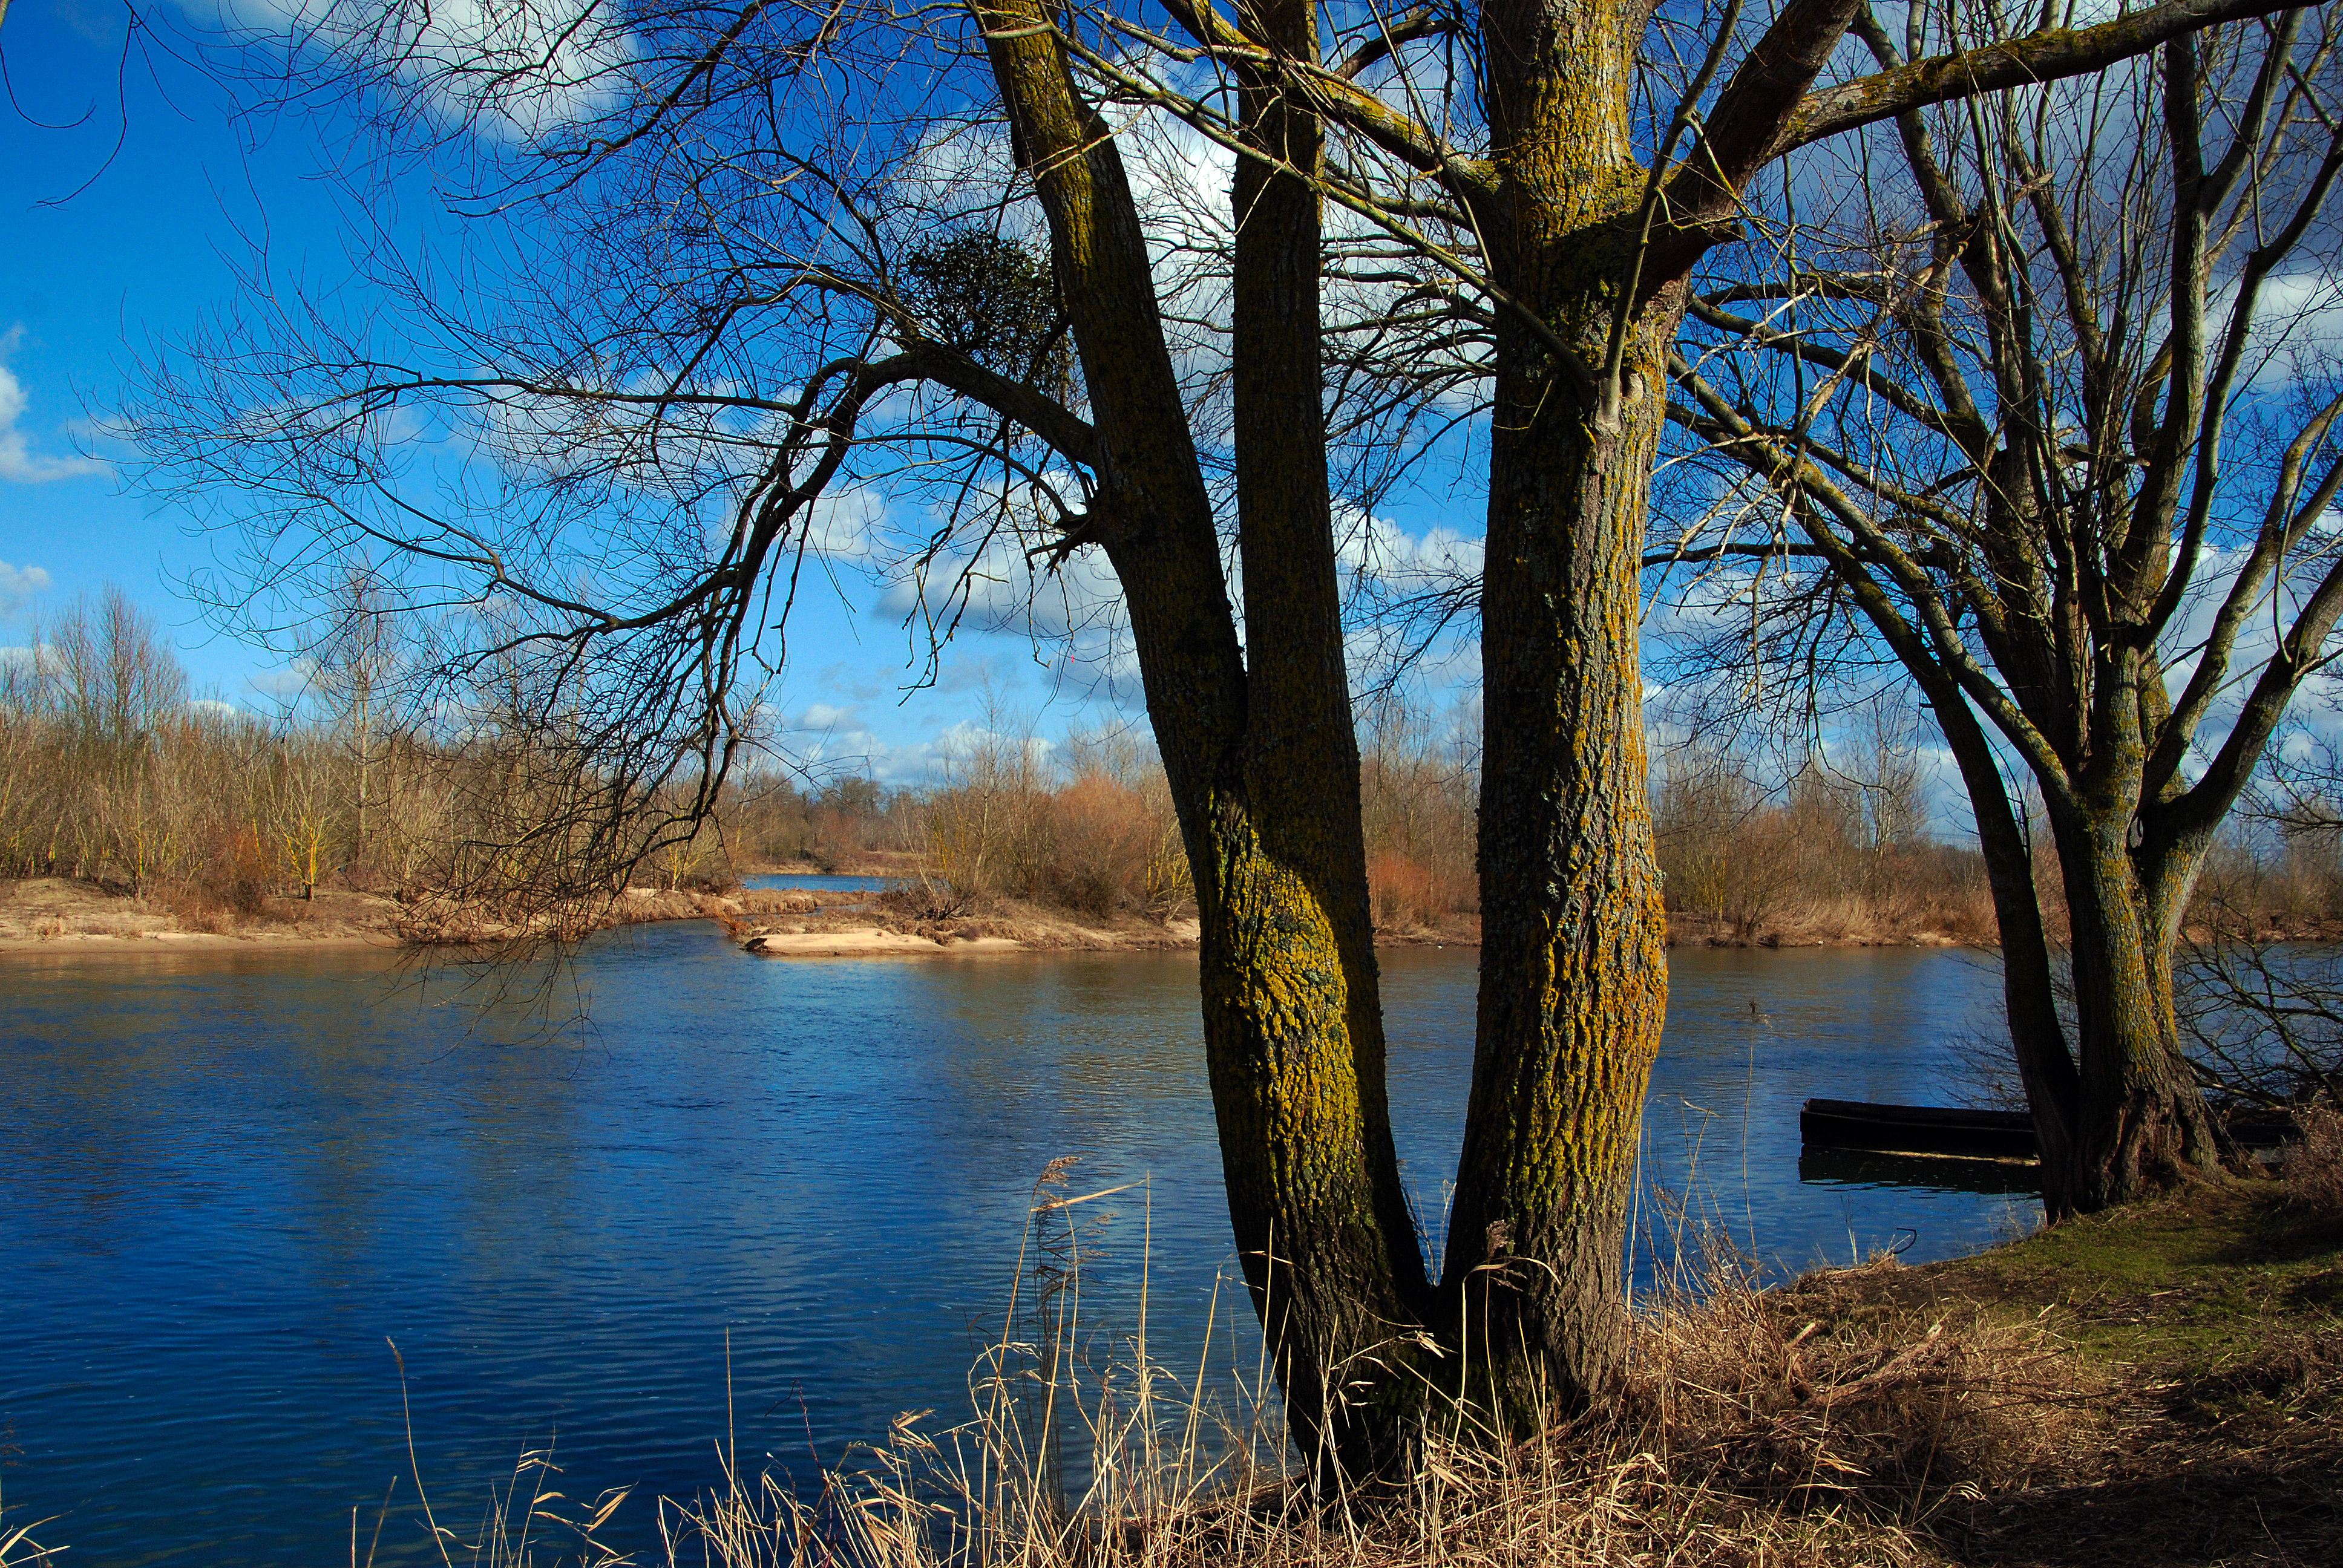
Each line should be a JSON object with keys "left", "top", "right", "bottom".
{"left": 733, "top": 897, "right": 1205, "bottom": 958}
{"left": 0, "top": 878, "right": 407, "bottom": 953}
{"left": 0, "top": 872, "right": 1986, "bottom": 959}
{"left": 0, "top": 876, "right": 1208, "bottom": 958}
{"left": 30, "top": 869, "right": 2314, "bottom": 958}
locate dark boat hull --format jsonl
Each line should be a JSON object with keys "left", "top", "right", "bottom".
{"left": 1800, "top": 1098, "right": 2039, "bottom": 1160}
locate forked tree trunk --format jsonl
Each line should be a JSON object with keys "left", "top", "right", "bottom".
{"left": 972, "top": 0, "right": 2250, "bottom": 1459}
{"left": 977, "top": 0, "right": 1429, "bottom": 1471}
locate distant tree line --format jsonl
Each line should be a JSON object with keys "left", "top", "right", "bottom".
{"left": 21, "top": 588, "right": 2335, "bottom": 949}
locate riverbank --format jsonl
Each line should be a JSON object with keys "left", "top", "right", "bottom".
{"left": 0, "top": 876, "right": 405, "bottom": 951}
{"left": 0, "top": 874, "right": 1210, "bottom": 957}
{"left": 706, "top": 1169, "right": 2339, "bottom": 1568}
{"left": 1631, "top": 1172, "right": 2342, "bottom": 1564}
{"left": 8, "top": 866, "right": 2335, "bottom": 959}
{"left": 732, "top": 889, "right": 1204, "bottom": 957}
{"left": 1836, "top": 1174, "right": 2343, "bottom": 1563}
{"left": 0, "top": 877, "right": 855, "bottom": 953}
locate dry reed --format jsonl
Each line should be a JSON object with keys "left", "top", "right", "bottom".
{"left": 2284, "top": 1103, "right": 2343, "bottom": 1225}
{"left": 0, "top": 1487, "right": 61, "bottom": 1568}
{"left": 642, "top": 1198, "right": 2088, "bottom": 1568}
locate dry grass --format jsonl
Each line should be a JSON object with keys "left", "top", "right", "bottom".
{"left": 638, "top": 1264, "right": 2082, "bottom": 1568}
{"left": 2284, "top": 1103, "right": 2343, "bottom": 1226}
{"left": 0, "top": 875, "right": 405, "bottom": 949}
{"left": 1638, "top": 1256, "right": 2096, "bottom": 1506}
{"left": 637, "top": 1198, "right": 2089, "bottom": 1568}
{"left": 0, "top": 1504, "right": 60, "bottom": 1568}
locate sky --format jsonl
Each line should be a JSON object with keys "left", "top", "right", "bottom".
{"left": 0, "top": 0, "right": 2041, "bottom": 825}
{"left": 9, "top": 1, "right": 2328, "bottom": 833}
{"left": 0, "top": 0, "right": 1340, "bottom": 782}
{"left": 0, "top": 1, "right": 276, "bottom": 693}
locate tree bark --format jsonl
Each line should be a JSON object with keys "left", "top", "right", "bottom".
{"left": 1215, "top": 0, "right": 1435, "bottom": 1472}
{"left": 1442, "top": 0, "right": 1670, "bottom": 1414}
{"left": 2044, "top": 802, "right": 2221, "bottom": 1207}
{"left": 976, "top": 0, "right": 1429, "bottom": 1469}
{"left": 1922, "top": 681, "right": 2088, "bottom": 1214}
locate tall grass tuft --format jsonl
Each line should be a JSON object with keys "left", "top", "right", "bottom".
{"left": 0, "top": 1486, "right": 62, "bottom": 1568}
{"left": 647, "top": 1180, "right": 2088, "bottom": 1568}
{"left": 2284, "top": 1102, "right": 2343, "bottom": 1228}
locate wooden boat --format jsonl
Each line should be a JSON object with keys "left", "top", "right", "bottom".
{"left": 1797, "top": 1146, "right": 2045, "bottom": 1195}
{"left": 1800, "top": 1098, "right": 2039, "bottom": 1160}
{"left": 1800, "top": 1097, "right": 2303, "bottom": 1169}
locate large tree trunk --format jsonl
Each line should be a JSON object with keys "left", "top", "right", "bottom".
{"left": 1442, "top": 0, "right": 1670, "bottom": 1411}
{"left": 976, "top": 0, "right": 1427, "bottom": 1469}
{"left": 2043, "top": 803, "right": 2221, "bottom": 1207}
{"left": 1206, "top": 0, "right": 1435, "bottom": 1474}
{"left": 1450, "top": 375, "right": 1668, "bottom": 1415}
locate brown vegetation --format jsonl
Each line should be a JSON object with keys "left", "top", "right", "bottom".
{"left": 13, "top": 586, "right": 2338, "bottom": 964}
{"left": 297, "top": 1177, "right": 2337, "bottom": 1568}
{"left": 1654, "top": 741, "right": 1996, "bottom": 949}
{"left": 2285, "top": 1105, "right": 2343, "bottom": 1229}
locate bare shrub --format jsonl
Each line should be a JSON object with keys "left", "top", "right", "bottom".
{"left": 1654, "top": 737, "right": 1994, "bottom": 945}
{"left": 1045, "top": 773, "right": 1162, "bottom": 918}
{"left": 1366, "top": 851, "right": 1442, "bottom": 930}
{"left": 1358, "top": 701, "right": 1476, "bottom": 932}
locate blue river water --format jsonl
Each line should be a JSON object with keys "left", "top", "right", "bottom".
{"left": 0, "top": 930, "right": 2027, "bottom": 1565}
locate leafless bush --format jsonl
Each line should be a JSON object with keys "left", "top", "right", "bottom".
{"left": 909, "top": 722, "right": 1191, "bottom": 923}
{"left": 1653, "top": 736, "right": 1993, "bottom": 945}
{"left": 1358, "top": 701, "right": 1476, "bottom": 932}
{"left": 0, "top": 583, "right": 774, "bottom": 935}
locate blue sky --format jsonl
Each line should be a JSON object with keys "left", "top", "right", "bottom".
{"left": 0, "top": 0, "right": 1297, "bottom": 779}
{"left": 0, "top": 0, "right": 279, "bottom": 696}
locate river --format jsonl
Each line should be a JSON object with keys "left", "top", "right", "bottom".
{"left": 0, "top": 929, "right": 2028, "bottom": 1566}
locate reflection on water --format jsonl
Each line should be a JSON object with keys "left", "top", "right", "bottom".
{"left": 0, "top": 933, "right": 2031, "bottom": 1565}
{"left": 1796, "top": 1148, "right": 2044, "bottom": 1197}
{"left": 742, "top": 872, "right": 897, "bottom": 893}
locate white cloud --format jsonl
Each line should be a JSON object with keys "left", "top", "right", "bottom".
{"left": 217, "top": 0, "right": 629, "bottom": 140}
{"left": 0, "top": 337, "right": 103, "bottom": 484}
{"left": 0, "top": 561, "right": 52, "bottom": 618}
{"left": 793, "top": 702, "right": 859, "bottom": 731}
{"left": 246, "top": 657, "right": 324, "bottom": 698}
{"left": 805, "top": 488, "right": 888, "bottom": 563}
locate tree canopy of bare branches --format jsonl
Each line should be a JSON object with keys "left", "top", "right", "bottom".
{"left": 1655, "top": 5, "right": 2343, "bottom": 1214}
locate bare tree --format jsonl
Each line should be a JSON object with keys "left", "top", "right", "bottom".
{"left": 1654, "top": 6, "right": 2343, "bottom": 1215}
{"left": 311, "top": 566, "right": 404, "bottom": 874}
{"left": 125, "top": 0, "right": 2302, "bottom": 1459}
